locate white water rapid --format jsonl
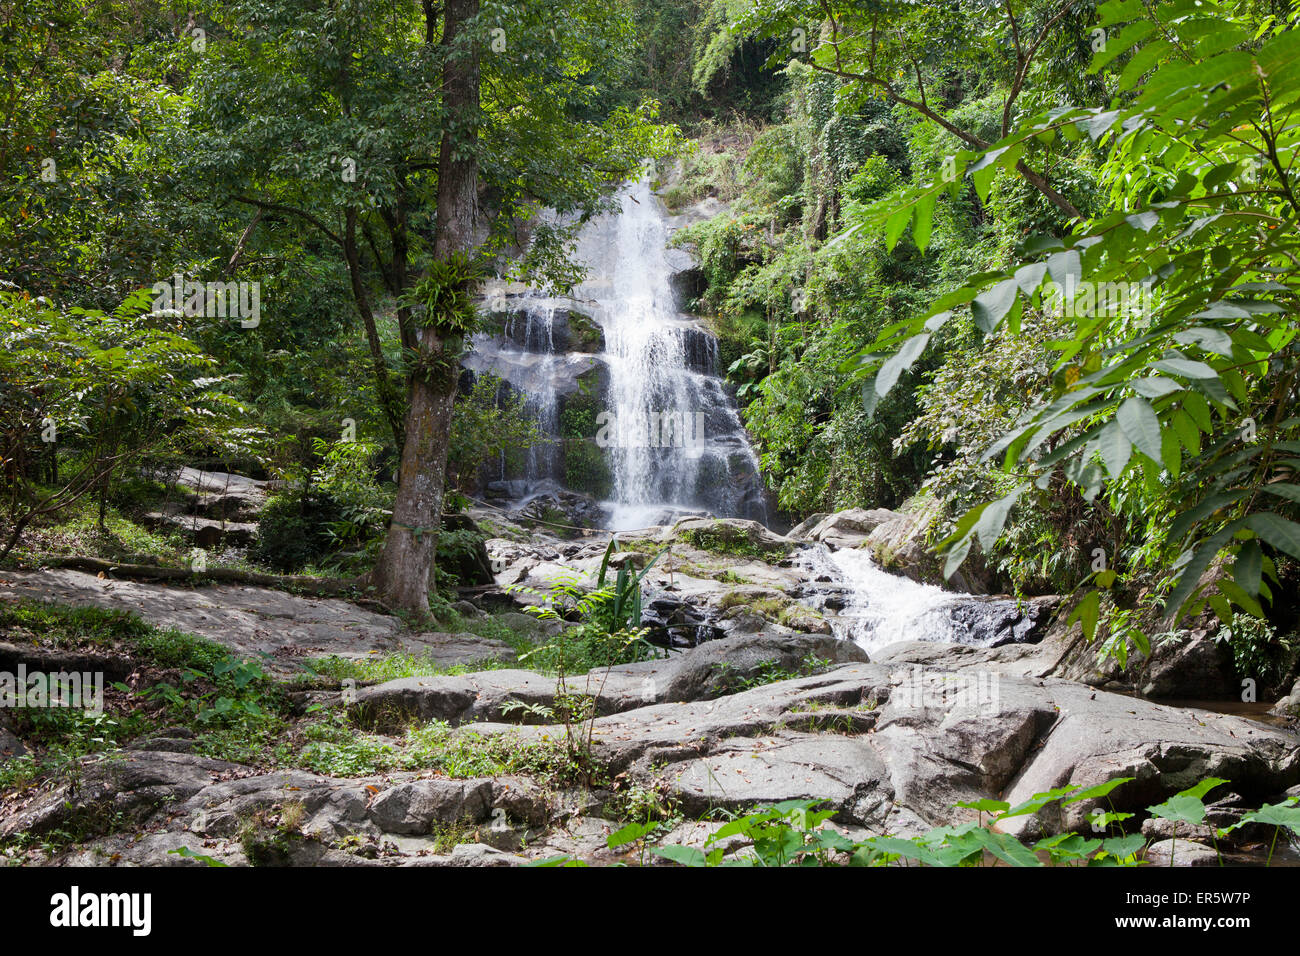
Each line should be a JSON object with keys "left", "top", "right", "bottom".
{"left": 797, "top": 545, "right": 1049, "bottom": 655}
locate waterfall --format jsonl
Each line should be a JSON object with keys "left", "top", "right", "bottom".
{"left": 572, "top": 179, "right": 764, "bottom": 530}
{"left": 796, "top": 545, "right": 1050, "bottom": 654}
{"left": 504, "top": 302, "right": 560, "bottom": 482}
{"left": 467, "top": 177, "right": 767, "bottom": 531}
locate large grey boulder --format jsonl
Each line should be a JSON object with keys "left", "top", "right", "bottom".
{"left": 144, "top": 466, "right": 270, "bottom": 522}
{"left": 803, "top": 509, "right": 897, "bottom": 549}
{"left": 786, "top": 513, "right": 830, "bottom": 541}
{"left": 0, "top": 750, "right": 241, "bottom": 841}
{"left": 666, "top": 517, "right": 795, "bottom": 557}
{"left": 6, "top": 743, "right": 555, "bottom": 865}
{"left": 1271, "top": 678, "right": 1300, "bottom": 718}
{"left": 1144, "top": 840, "right": 1220, "bottom": 867}
{"left": 865, "top": 504, "right": 994, "bottom": 594}
{"left": 658, "top": 632, "right": 869, "bottom": 702}
{"left": 0, "top": 570, "right": 517, "bottom": 675}
{"left": 350, "top": 632, "right": 868, "bottom": 726}
{"left": 367, "top": 780, "right": 494, "bottom": 835}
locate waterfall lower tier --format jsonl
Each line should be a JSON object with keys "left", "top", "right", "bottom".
{"left": 796, "top": 546, "right": 1052, "bottom": 655}
{"left": 467, "top": 178, "right": 767, "bottom": 531}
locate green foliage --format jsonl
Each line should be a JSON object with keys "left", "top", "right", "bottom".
{"left": 649, "top": 776, "right": 1287, "bottom": 867}
{"left": 503, "top": 540, "right": 667, "bottom": 784}
{"left": 129, "top": 656, "right": 273, "bottom": 726}
{"left": 252, "top": 436, "right": 394, "bottom": 574}
{"left": 252, "top": 491, "right": 347, "bottom": 573}
{"left": 447, "top": 373, "right": 545, "bottom": 493}
{"left": 1216, "top": 614, "right": 1296, "bottom": 690}
{"left": 562, "top": 441, "right": 614, "bottom": 499}
{"left": 510, "top": 541, "right": 667, "bottom": 674}
{"left": 407, "top": 252, "right": 485, "bottom": 338}
{"left": 0, "top": 602, "right": 289, "bottom": 792}
{"left": 309, "top": 437, "right": 391, "bottom": 554}
{"left": 290, "top": 711, "right": 571, "bottom": 781}
{"left": 830, "top": 0, "right": 1300, "bottom": 667}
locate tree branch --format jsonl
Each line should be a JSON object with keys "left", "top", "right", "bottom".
{"left": 231, "top": 196, "right": 344, "bottom": 247}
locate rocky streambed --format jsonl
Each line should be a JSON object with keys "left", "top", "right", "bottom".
{"left": 1, "top": 508, "right": 1297, "bottom": 866}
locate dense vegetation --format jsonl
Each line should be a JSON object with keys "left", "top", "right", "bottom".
{"left": 661, "top": 0, "right": 1300, "bottom": 677}
{"left": 3, "top": 0, "right": 1300, "bottom": 678}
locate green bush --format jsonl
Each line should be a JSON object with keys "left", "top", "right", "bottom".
{"left": 251, "top": 491, "right": 346, "bottom": 573}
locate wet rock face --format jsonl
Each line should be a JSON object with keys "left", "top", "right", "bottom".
{"left": 488, "top": 489, "right": 610, "bottom": 533}
{"left": 487, "top": 307, "right": 606, "bottom": 355}
{"left": 790, "top": 508, "right": 897, "bottom": 549}
{"left": 640, "top": 596, "right": 723, "bottom": 647}
{"left": 943, "top": 597, "right": 1058, "bottom": 648}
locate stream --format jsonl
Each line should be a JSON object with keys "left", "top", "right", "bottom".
{"left": 794, "top": 544, "right": 1051, "bottom": 655}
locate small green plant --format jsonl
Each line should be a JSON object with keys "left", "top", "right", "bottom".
{"left": 1217, "top": 797, "right": 1300, "bottom": 866}
{"left": 168, "top": 846, "right": 230, "bottom": 867}
{"left": 643, "top": 776, "right": 1300, "bottom": 868}
{"left": 608, "top": 819, "right": 671, "bottom": 867}
{"left": 505, "top": 540, "right": 666, "bottom": 783}
{"left": 128, "top": 656, "right": 271, "bottom": 724}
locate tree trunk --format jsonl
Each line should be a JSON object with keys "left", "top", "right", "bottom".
{"left": 382, "top": 172, "right": 418, "bottom": 352}
{"left": 368, "top": 0, "right": 480, "bottom": 616}
{"left": 343, "top": 206, "right": 406, "bottom": 448}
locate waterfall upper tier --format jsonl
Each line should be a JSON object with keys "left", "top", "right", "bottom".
{"left": 468, "top": 179, "right": 768, "bottom": 532}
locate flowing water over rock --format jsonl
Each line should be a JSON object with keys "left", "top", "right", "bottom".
{"left": 466, "top": 179, "right": 767, "bottom": 531}
{"left": 796, "top": 545, "right": 1053, "bottom": 654}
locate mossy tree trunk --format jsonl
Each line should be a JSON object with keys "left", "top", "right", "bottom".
{"left": 368, "top": 0, "right": 480, "bottom": 616}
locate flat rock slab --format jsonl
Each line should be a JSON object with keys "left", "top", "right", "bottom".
{"left": 350, "top": 633, "right": 868, "bottom": 727}
{"left": 141, "top": 512, "right": 259, "bottom": 546}
{"left": 0, "top": 570, "right": 513, "bottom": 673}
{"left": 456, "top": 656, "right": 1300, "bottom": 837}
{"left": 661, "top": 732, "right": 894, "bottom": 824}
{"left": 170, "top": 467, "right": 269, "bottom": 499}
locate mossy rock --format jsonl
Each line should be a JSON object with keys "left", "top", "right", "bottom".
{"left": 566, "top": 309, "right": 604, "bottom": 353}
{"left": 562, "top": 439, "right": 612, "bottom": 499}
{"left": 674, "top": 518, "right": 793, "bottom": 559}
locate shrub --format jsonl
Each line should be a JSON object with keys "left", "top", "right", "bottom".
{"left": 252, "top": 490, "right": 345, "bottom": 573}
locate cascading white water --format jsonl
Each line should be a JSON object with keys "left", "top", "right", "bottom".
{"left": 571, "top": 179, "right": 761, "bottom": 530}
{"left": 504, "top": 303, "right": 560, "bottom": 481}
{"left": 797, "top": 545, "right": 1048, "bottom": 654}
{"left": 469, "top": 176, "right": 767, "bottom": 531}
{"left": 802, "top": 547, "right": 965, "bottom": 653}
